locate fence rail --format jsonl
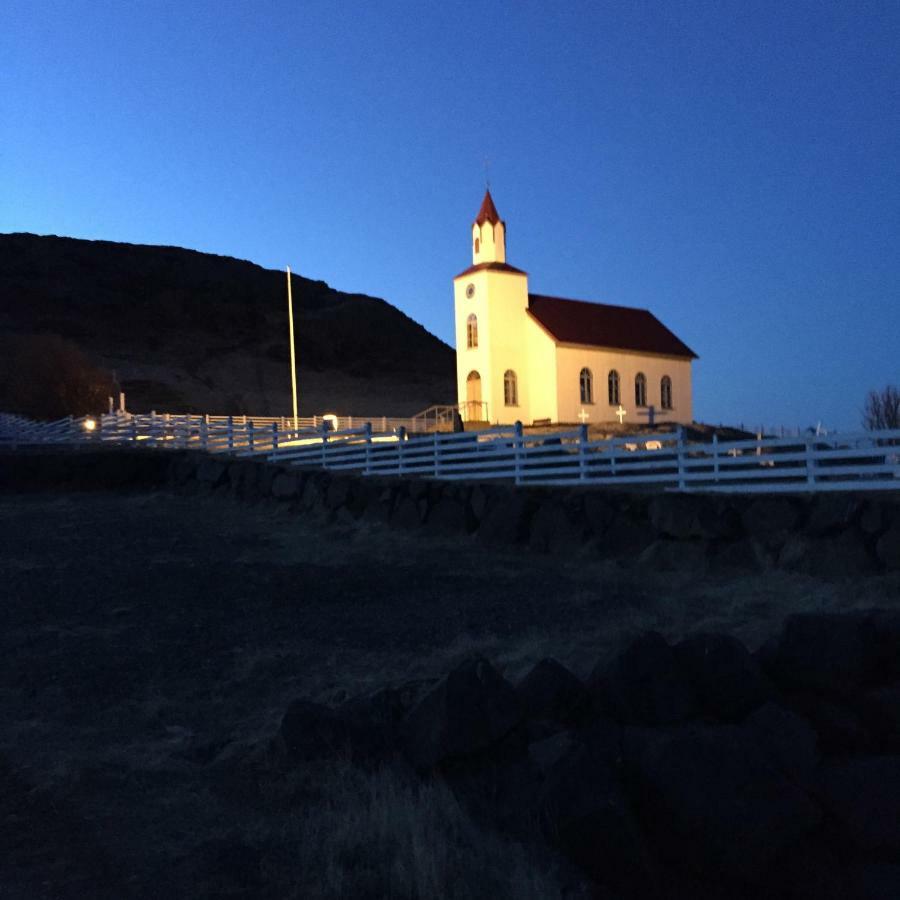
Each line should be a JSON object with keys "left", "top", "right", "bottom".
{"left": 1, "top": 412, "right": 898, "bottom": 493}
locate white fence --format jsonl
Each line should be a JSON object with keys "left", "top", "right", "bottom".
{"left": 1, "top": 412, "right": 899, "bottom": 493}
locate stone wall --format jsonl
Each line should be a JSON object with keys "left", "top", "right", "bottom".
{"left": 2, "top": 447, "right": 898, "bottom": 573}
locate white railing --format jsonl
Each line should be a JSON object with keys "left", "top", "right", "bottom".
{"left": 1, "top": 412, "right": 898, "bottom": 493}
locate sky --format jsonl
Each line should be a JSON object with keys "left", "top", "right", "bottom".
{"left": 2, "top": 0, "right": 898, "bottom": 430}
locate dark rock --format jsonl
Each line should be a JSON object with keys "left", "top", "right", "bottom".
{"left": 476, "top": 493, "right": 533, "bottom": 547}
{"left": 529, "top": 502, "right": 584, "bottom": 553}
{"left": 516, "top": 658, "right": 590, "bottom": 725}
{"left": 362, "top": 485, "right": 395, "bottom": 522}
{"left": 390, "top": 495, "right": 422, "bottom": 529}
{"left": 324, "top": 475, "right": 352, "bottom": 509}
{"left": 784, "top": 691, "right": 871, "bottom": 755}
{"left": 804, "top": 494, "right": 861, "bottom": 536}
{"left": 270, "top": 471, "right": 299, "bottom": 500}
{"left": 540, "top": 735, "right": 652, "bottom": 892}
{"left": 595, "top": 512, "right": 656, "bottom": 558}
{"left": 528, "top": 731, "right": 577, "bottom": 775}
{"left": 648, "top": 494, "right": 737, "bottom": 541}
{"left": 876, "top": 527, "right": 900, "bottom": 571}
{"left": 279, "top": 699, "right": 352, "bottom": 762}
{"left": 583, "top": 492, "right": 615, "bottom": 536}
{"left": 773, "top": 612, "right": 876, "bottom": 696}
{"left": 590, "top": 632, "right": 697, "bottom": 726}
{"left": 674, "top": 633, "right": 774, "bottom": 721}
{"left": 848, "top": 863, "right": 900, "bottom": 899}
{"left": 400, "top": 657, "right": 521, "bottom": 770}
{"left": 424, "top": 497, "right": 468, "bottom": 534}
{"left": 637, "top": 538, "right": 709, "bottom": 574}
{"left": 860, "top": 502, "right": 886, "bottom": 536}
{"left": 300, "top": 472, "right": 326, "bottom": 508}
{"left": 741, "top": 497, "right": 801, "bottom": 547}
{"left": 744, "top": 703, "right": 819, "bottom": 788}
{"left": 624, "top": 723, "right": 821, "bottom": 883}
{"left": 870, "top": 610, "right": 900, "bottom": 681}
{"left": 859, "top": 683, "right": 900, "bottom": 753}
{"left": 818, "top": 756, "right": 900, "bottom": 853}
{"left": 779, "top": 531, "right": 873, "bottom": 575}
{"left": 196, "top": 457, "right": 227, "bottom": 487}
{"left": 469, "top": 485, "right": 488, "bottom": 521}
{"left": 711, "top": 537, "right": 771, "bottom": 572}
{"left": 171, "top": 455, "right": 199, "bottom": 485}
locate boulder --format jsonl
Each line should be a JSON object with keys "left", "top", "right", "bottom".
{"left": 539, "top": 735, "right": 652, "bottom": 892}
{"left": 859, "top": 501, "right": 886, "bottom": 536}
{"left": 778, "top": 531, "right": 873, "bottom": 576}
{"left": 529, "top": 502, "right": 584, "bottom": 554}
{"left": 279, "top": 699, "right": 354, "bottom": 762}
{"left": 399, "top": 657, "right": 521, "bottom": 771}
{"left": 469, "top": 484, "right": 488, "bottom": 522}
{"left": 637, "top": 539, "right": 709, "bottom": 574}
{"left": 741, "top": 497, "right": 801, "bottom": 548}
{"left": 270, "top": 471, "right": 300, "bottom": 500}
{"left": 772, "top": 613, "right": 877, "bottom": 696}
{"left": 647, "top": 494, "right": 738, "bottom": 541}
{"left": 590, "top": 632, "right": 697, "bottom": 726}
{"left": 424, "top": 497, "right": 468, "bottom": 535}
{"left": 583, "top": 492, "right": 615, "bottom": 537}
{"left": 783, "top": 692, "right": 871, "bottom": 756}
{"left": 876, "top": 527, "right": 900, "bottom": 571}
{"left": 859, "top": 683, "right": 900, "bottom": 753}
{"left": 390, "top": 495, "right": 423, "bottom": 529}
{"left": 324, "top": 475, "right": 353, "bottom": 510}
{"left": 196, "top": 457, "right": 228, "bottom": 488}
{"left": 527, "top": 731, "right": 577, "bottom": 775}
{"left": 674, "top": 633, "right": 774, "bottom": 722}
{"left": 711, "top": 537, "right": 771, "bottom": 572}
{"left": 624, "top": 723, "right": 821, "bottom": 883}
{"left": 743, "top": 703, "right": 819, "bottom": 788}
{"left": 818, "top": 756, "right": 900, "bottom": 853}
{"left": 476, "top": 493, "right": 533, "bottom": 547}
{"left": 870, "top": 610, "right": 900, "bottom": 681}
{"left": 804, "top": 494, "right": 861, "bottom": 536}
{"left": 516, "top": 658, "right": 590, "bottom": 725}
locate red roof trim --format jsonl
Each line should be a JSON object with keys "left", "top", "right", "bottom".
{"left": 527, "top": 293, "right": 698, "bottom": 359}
{"left": 475, "top": 190, "right": 502, "bottom": 226}
{"left": 454, "top": 261, "right": 527, "bottom": 279}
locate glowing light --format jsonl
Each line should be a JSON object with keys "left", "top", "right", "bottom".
{"left": 83, "top": 418, "right": 97, "bottom": 432}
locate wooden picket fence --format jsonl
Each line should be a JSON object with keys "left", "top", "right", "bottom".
{"left": 1, "top": 412, "right": 898, "bottom": 493}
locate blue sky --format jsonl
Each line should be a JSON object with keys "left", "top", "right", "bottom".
{"left": 2, "top": 0, "right": 898, "bottom": 429}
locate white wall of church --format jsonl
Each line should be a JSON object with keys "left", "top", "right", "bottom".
{"left": 554, "top": 345, "right": 693, "bottom": 426}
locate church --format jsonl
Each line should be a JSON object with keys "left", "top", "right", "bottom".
{"left": 453, "top": 191, "right": 697, "bottom": 426}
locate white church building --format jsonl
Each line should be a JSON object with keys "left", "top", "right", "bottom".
{"left": 453, "top": 191, "right": 697, "bottom": 426}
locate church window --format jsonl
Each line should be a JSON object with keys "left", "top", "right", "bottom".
{"left": 504, "top": 369, "right": 518, "bottom": 406}
{"left": 466, "top": 314, "right": 478, "bottom": 348}
{"left": 635, "top": 373, "right": 647, "bottom": 407}
{"left": 608, "top": 370, "right": 620, "bottom": 405}
{"left": 580, "top": 368, "right": 593, "bottom": 404}
{"left": 474, "top": 237, "right": 480, "bottom": 254}
{"left": 661, "top": 376, "right": 672, "bottom": 410}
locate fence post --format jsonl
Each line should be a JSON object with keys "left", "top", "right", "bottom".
{"left": 271, "top": 421, "right": 278, "bottom": 453}
{"left": 712, "top": 433, "right": 719, "bottom": 484}
{"left": 513, "top": 420, "right": 524, "bottom": 486}
{"left": 227, "top": 416, "right": 234, "bottom": 452}
{"left": 247, "top": 420, "right": 255, "bottom": 454}
{"left": 150, "top": 410, "right": 157, "bottom": 447}
{"left": 382, "top": 416, "right": 387, "bottom": 434}
{"left": 363, "top": 421, "right": 373, "bottom": 474}
{"left": 805, "top": 435, "right": 815, "bottom": 488}
{"left": 609, "top": 438, "right": 617, "bottom": 479}
{"left": 397, "top": 426, "right": 406, "bottom": 474}
{"left": 433, "top": 430, "right": 441, "bottom": 478}
{"left": 131, "top": 414, "right": 138, "bottom": 444}
{"left": 321, "top": 421, "right": 330, "bottom": 468}
{"left": 200, "top": 415, "right": 208, "bottom": 451}
{"left": 578, "top": 423, "right": 589, "bottom": 481}
{"left": 677, "top": 425, "right": 686, "bottom": 490}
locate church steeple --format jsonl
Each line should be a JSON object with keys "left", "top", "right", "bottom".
{"left": 472, "top": 189, "right": 506, "bottom": 265}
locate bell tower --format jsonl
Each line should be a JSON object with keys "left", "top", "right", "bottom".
{"left": 471, "top": 190, "right": 506, "bottom": 265}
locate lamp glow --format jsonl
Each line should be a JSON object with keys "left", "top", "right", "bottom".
{"left": 83, "top": 418, "right": 97, "bottom": 432}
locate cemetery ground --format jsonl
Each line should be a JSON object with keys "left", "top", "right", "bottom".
{"left": 1, "top": 488, "right": 899, "bottom": 898}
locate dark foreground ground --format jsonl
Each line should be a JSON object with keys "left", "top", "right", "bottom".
{"left": 2, "top": 489, "right": 898, "bottom": 898}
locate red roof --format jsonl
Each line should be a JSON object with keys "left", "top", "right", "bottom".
{"left": 527, "top": 294, "right": 697, "bottom": 358}
{"left": 454, "top": 261, "right": 526, "bottom": 279}
{"left": 475, "top": 190, "right": 502, "bottom": 225}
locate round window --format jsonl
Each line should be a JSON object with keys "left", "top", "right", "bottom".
{"left": 465, "top": 283, "right": 475, "bottom": 299}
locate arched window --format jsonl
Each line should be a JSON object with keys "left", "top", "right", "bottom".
{"left": 580, "top": 367, "right": 593, "bottom": 404}
{"left": 608, "top": 369, "right": 620, "bottom": 405}
{"left": 466, "top": 313, "right": 478, "bottom": 349}
{"left": 503, "top": 369, "right": 518, "bottom": 406}
{"left": 661, "top": 375, "right": 672, "bottom": 410}
{"left": 474, "top": 237, "right": 480, "bottom": 254}
{"left": 635, "top": 372, "right": 647, "bottom": 407}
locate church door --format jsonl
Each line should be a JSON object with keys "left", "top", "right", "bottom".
{"left": 465, "top": 371, "right": 482, "bottom": 421}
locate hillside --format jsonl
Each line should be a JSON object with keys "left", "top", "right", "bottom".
{"left": 0, "top": 233, "right": 456, "bottom": 416}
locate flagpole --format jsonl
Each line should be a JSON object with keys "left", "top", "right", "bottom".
{"left": 286, "top": 266, "right": 299, "bottom": 431}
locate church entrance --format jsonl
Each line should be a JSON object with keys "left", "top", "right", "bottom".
{"left": 465, "top": 370, "right": 483, "bottom": 421}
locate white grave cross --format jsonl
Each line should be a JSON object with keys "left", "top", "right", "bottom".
{"left": 578, "top": 408, "right": 590, "bottom": 424}
{"left": 615, "top": 405, "right": 627, "bottom": 424}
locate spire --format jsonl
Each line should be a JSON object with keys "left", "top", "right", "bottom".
{"left": 475, "top": 190, "right": 501, "bottom": 226}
